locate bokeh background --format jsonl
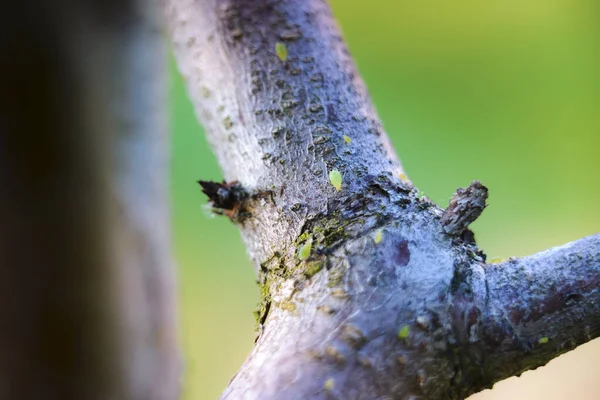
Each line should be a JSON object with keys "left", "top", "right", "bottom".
{"left": 169, "top": 0, "right": 599, "bottom": 398}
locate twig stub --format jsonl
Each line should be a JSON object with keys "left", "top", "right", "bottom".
{"left": 441, "top": 180, "right": 488, "bottom": 237}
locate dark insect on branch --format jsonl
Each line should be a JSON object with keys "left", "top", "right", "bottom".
{"left": 198, "top": 180, "right": 249, "bottom": 221}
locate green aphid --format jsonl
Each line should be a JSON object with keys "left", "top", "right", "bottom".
{"left": 324, "top": 378, "right": 335, "bottom": 391}
{"left": 538, "top": 337, "right": 549, "bottom": 344}
{"left": 374, "top": 229, "right": 383, "bottom": 244}
{"left": 297, "top": 239, "right": 312, "bottom": 260}
{"left": 329, "top": 169, "right": 342, "bottom": 191}
{"left": 398, "top": 325, "right": 410, "bottom": 340}
{"left": 343, "top": 135, "right": 352, "bottom": 144}
{"left": 275, "top": 42, "right": 288, "bottom": 62}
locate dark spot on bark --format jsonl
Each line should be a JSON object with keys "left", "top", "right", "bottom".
{"left": 341, "top": 324, "right": 367, "bottom": 349}
{"left": 509, "top": 308, "right": 524, "bottom": 325}
{"left": 254, "top": 300, "right": 271, "bottom": 343}
{"left": 467, "top": 307, "right": 479, "bottom": 326}
{"left": 459, "top": 229, "right": 476, "bottom": 244}
{"left": 317, "top": 304, "right": 336, "bottom": 314}
{"left": 325, "top": 345, "right": 346, "bottom": 364}
{"left": 230, "top": 28, "right": 242, "bottom": 39}
{"left": 482, "top": 320, "right": 519, "bottom": 350}
{"left": 450, "top": 259, "right": 473, "bottom": 295}
{"left": 537, "top": 292, "right": 563, "bottom": 318}
{"left": 309, "top": 103, "right": 323, "bottom": 113}
{"left": 310, "top": 72, "right": 324, "bottom": 82}
{"left": 223, "top": 116, "right": 233, "bottom": 129}
{"left": 511, "top": 285, "right": 587, "bottom": 325}
{"left": 465, "top": 306, "right": 480, "bottom": 339}
{"left": 367, "top": 180, "right": 391, "bottom": 199}
{"left": 296, "top": 88, "right": 307, "bottom": 107}
{"left": 327, "top": 103, "right": 337, "bottom": 123}
{"left": 279, "top": 29, "right": 301, "bottom": 41}
{"left": 564, "top": 292, "right": 584, "bottom": 306}
{"left": 394, "top": 240, "right": 410, "bottom": 266}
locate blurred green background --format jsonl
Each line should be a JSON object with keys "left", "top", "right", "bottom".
{"left": 169, "top": 0, "right": 599, "bottom": 399}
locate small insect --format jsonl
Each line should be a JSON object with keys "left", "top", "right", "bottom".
{"left": 398, "top": 325, "right": 410, "bottom": 340}
{"left": 275, "top": 42, "right": 288, "bottom": 62}
{"left": 343, "top": 135, "right": 352, "bottom": 144}
{"left": 297, "top": 239, "right": 312, "bottom": 260}
{"left": 329, "top": 169, "right": 342, "bottom": 191}
{"left": 374, "top": 229, "right": 383, "bottom": 244}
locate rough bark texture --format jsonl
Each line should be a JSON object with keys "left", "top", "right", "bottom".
{"left": 164, "top": 0, "right": 600, "bottom": 398}
{"left": 0, "top": 1, "right": 180, "bottom": 399}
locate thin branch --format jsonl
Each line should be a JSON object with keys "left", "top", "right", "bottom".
{"left": 477, "top": 234, "right": 600, "bottom": 389}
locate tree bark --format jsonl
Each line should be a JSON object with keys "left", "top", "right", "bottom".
{"left": 0, "top": 1, "right": 180, "bottom": 399}
{"left": 164, "top": 0, "right": 600, "bottom": 398}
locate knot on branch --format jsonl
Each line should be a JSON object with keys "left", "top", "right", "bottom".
{"left": 441, "top": 180, "right": 488, "bottom": 238}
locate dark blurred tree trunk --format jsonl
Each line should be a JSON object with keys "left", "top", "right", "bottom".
{"left": 0, "top": 1, "right": 180, "bottom": 399}
{"left": 164, "top": 0, "right": 600, "bottom": 399}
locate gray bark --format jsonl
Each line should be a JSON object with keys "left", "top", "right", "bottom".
{"left": 0, "top": 1, "right": 180, "bottom": 399}
{"left": 164, "top": 0, "right": 600, "bottom": 398}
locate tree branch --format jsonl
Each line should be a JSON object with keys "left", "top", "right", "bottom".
{"left": 0, "top": 1, "right": 180, "bottom": 398}
{"left": 475, "top": 234, "right": 600, "bottom": 390}
{"left": 164, "top": 0, "right": 600, "bottom": 398}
